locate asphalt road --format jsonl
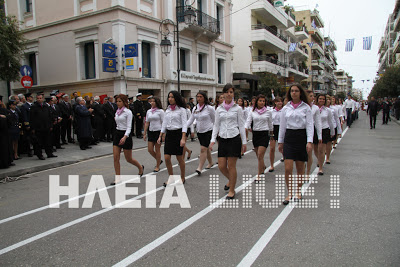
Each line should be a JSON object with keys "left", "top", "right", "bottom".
{"left": 0, "top": 112, "right": 399, "bottom": 266}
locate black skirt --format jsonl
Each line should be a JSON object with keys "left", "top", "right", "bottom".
{"left": 322, "top": 128, "right": 331, "bottom": 144}
{"left": 330, "top": 128, "right": 338, "bottom": 142}
{"left": 147, "top": 130, "right": 160, "bottom": 143}
{"left": 113, "top": 130, "right": 133, "bottom": 150}
{"left": 164, "top": 129, "right": 184, "bottom": 155}
{"left": 313, "top": 126, "right": 318, "bottom": 145}
{"left": 252, "top": 130, "right": 269, "bottom": 148}
{"left": 273, "top": 125, "right": 279, "bottom": 141}
{"left": 197, "top": 130, "right": 212, "bottom": 147}
{"left": 283, "top": 129, "right": 307, "bottom": 162}
{"left": 218, "top": 134, "right": 242, "bottom": 158}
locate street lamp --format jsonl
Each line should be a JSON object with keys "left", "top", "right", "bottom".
{"left": 159, "top": 0, "right": 197, "bottom": 93}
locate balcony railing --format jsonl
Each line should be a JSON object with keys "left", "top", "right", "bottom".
{"left": 295, "top": 25, "right": 309, "bottom": 34}
{"left": 253, "top": 55, "right": 287, "bottom": 67}
{"left": 252, "top": 24, "right": 288, "bottom": 43}
{"left": 177, "top": 6, "right": 220, "bottom": 35}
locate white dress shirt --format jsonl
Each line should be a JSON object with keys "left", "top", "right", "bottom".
{"left": 185, "top": 108, "right": 195, "bottom": 132}
{"left": 187, "top": 104, "right": 215, "bottom": 133}
{"left": 211, "top": 104, "right": 247, "bottom": 144}
{"left": 311, "top": 104, "right": 322, "bottom": 140}
{"left": 115, "top": 108, "right": 133, "bottom": 137}
{"left": 278, "top": 101, "right": 314, "bottom": 143}
{"left": 161, "top": 106, "right": 188, "bottom": 133}
{"left": 145, "top": 108, "right": 164, "bottom": 131}
{"left": 328, "top": 106, "right": 343, "bottom": 135}
{"left": 272, "top": 108, "right": 282, "bottom": 126}
{"left": 245, "top": 108, "right": 273, "bottom": 131}
{"left": 344, "top": 99, "right": 355, "bottom": 111}
{"left": 319, "top": 106, "right": 335, "bottom": 136}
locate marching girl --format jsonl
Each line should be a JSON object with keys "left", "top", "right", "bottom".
{"left": 183, "top": 103, "right": 193, "bottom": 160}
{"left": 143, "top": 96, "right": 164, "bottom": 172}
{"left": 306, "top": 91, "right": 322, "bottom": 178}
{"left": 186, "top": 91, "right": 215, "bottom": 175}
{"left": 269, "top": 97, "right": 284, "bottom": 172}
{"left": 158, "top": 91, "right": 188, "bottom": 186}
{"left": 315, "top": 94, "right": 334, "bottom": 176}
{"left": 215, "top": 93, "right": 224, "bottom": 109}
{"left": 210, "top": 83, "right": 247, "bottom": 199}
{"left": 238, "top": 98, "right": 249, "bottom": 150}
{"left": 325, "top": 96, "right": 342, "bottom": 164}
{"left": 111, "top": 94, "right": 144, "bottom": 185}
{"left": 278, "top": 84, "right": 313, "bottom": 204}
{"left": 245, "top": 94, "right": 273, "bottom": 182}
{"left": 331, "top": 97, "right": 343, "bottom": 148}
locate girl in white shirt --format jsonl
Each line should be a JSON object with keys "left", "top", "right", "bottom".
{"left": 238, "top": 98, "right": 249, "bottom": 146}
{"left": 111, "top": 94, "right": 144, "bottom": 185}
{"left": 210, "top": 84, "right": 247, "bottom": 199}
{"left": 269, "top": 97, "right": 284, "bottom": 172}
{"left": 245, "top": 94, "right": 273, "bottom": 182}
{"left": 182, "top": 103, "right": 193, "bottom": 160}
{"left": 326, "top": 96, "right": 342, "bottom": 164}
{"left": 315, "top": 94, "right": 334, "bottom": 175}
{"left": 306, "top": 91, "right": 322, "bottom": 178}
{"left": 158, "top": 91, "right": 187, "bottom": 186}
{"left": 331, "top": 97, "right": 343, "bottom": 149}
{"left": 187, "top": 91, "right": 215, "bottom": 175}
{"left": 144, "top": 96, "right": 164, "bottom": 172}
{"left": 278, "top": 84, "right": 313, "bottom": 204}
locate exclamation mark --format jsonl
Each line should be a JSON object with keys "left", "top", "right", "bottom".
{"left": 330, "top": 175, "right": 340, "bottom": 208}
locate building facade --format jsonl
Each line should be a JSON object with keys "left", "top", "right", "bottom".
{"left": 4, "top": 0, "right": 233, "bottom": 103}
{"left": 334, "top": 69, "right": 353, "bottom": 95}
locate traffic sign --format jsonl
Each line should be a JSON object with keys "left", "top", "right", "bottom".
{"left": 20, "top": 65, "right": 33, "bottom": 77}
{"left": 21, "top": 76, "right": 33, "bottom": 88}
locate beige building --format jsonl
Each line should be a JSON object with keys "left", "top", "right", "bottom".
{"left": 334, "top": 69, "right": 353, "bottom": 94}
{"left": 4, "top": 0, "right": 233, "bottom": 103}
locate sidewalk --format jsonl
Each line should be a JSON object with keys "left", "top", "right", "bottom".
{"left": 0, "top": 137, "right": 148, "bottom": 179}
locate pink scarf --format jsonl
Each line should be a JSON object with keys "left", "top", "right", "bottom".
{"left": 275, "top": 107, "right": 281, "bottom": 112}
{"left": 151, "top": 107, "right": 158, "bottom": 114}
{"left": 169, "top": 105, "right": 176, "bottom": 111}
{"left": 318, "top": 106, "right": 324, "bottom": 113}
{"left": 291, "top": 101, "right": 302, "bottom": 109}
{"left": 197, "top": 104, "right": 204, "bottom": 111}
{"left": 116, "top": 106, "right": 125, "bottom": 116}
{"left": 223, "top": 100, "right": 234, "bottom": 111}
{"left": 256, "top": 106, "right": 267, "bottom": 115}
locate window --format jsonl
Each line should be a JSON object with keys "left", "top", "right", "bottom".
{"left": 216, "top": 4, "right": 223, "bottom": 33}
{"left": 217, "top": 58, "right": 224, "bottom": 84}
{"left": 142, "top": 42, "right": 152, "bottom": 78}
{"left": 84, "top": 42, "right": 96, "bottom": 79}
{"left": 180, "top": 48, "right": 190, "bottom": 71}
{"left": 27, "top": 53, "right": 38, "bottom": 85}
{"left": 26, "top": 0, "right": 32, "bottom": 13}
{"left": 198, "top": 53, "right": 207, "bottom": 74}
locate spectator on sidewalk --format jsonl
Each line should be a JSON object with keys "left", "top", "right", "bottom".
{"left": 0, "top": 95, "right": 15, "bottom": 168}
{"left": 381, "top": 97, "right": 391, "bottom": 125}
{"left": 75, "top": 97, "right": 94, "bottom": 150}
{"left": 58, "top": 94, "right": 74, "bottom": 144}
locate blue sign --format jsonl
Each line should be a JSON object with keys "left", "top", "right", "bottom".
{"left": 20, "top": 65, "right": 33, "bottom": 77}
{"left": 103, "top": 58, "right": 117, "bottom": 72}
{"left": 124, "top": 44, "right": 138, "bottom": 57}
{"left": 102, "top": 43, "right": 116, "bottom": 58}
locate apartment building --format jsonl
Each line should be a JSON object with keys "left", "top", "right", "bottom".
{"left": 323, "top": 36, "right": 338, "bottom": 93}
{"left": 4, "top": 0, "right": 233, "bottom": 103}
{"left": 334, "top": 69, "right": 352, "bottom": 94}
{"left": 231, "top": 0, "right": 308, "bottom": 96}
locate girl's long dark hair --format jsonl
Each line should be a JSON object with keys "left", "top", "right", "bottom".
{"left": 152, "top": 96, "right": 163, "bottom": 109}
{"left": 253, "top": 94, "right": 266, "bottom": 111}
{"left": 285, "top": 84, "right": 310, "bottom": 106}
{"left": 167, "top": 91, "right": 185, "bottom": 108}
{"left": 194, "top": 91, "right": 209, "bottom": 112}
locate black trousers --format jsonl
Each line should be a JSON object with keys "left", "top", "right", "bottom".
{"left": 135, "top": 117, "right": 143, "bottom": 137}
{"left": 382, "top": 111, "right": 389, "bottom": 124}
{"left": 19, "top": 128, "right": 33, "bottom": 155}
{"left": 346, "top": 109, "right": 352, "bottom": 127}
{"left": 104, "top": 118, "right": 115, "bottom": 141}
{"left": 52, "top": 124, "right": 61, "bottom": 148}
{"left": 369, "top": 114, "right": 376, "bottom": 128}
{"left": 61, "top": 118, "right": 72, "bottom": 142}
{"left": 32, "top": 130, "right": 53, "bottom": 157}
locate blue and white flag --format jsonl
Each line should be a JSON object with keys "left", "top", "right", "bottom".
{"left": 289, "top": 43, "right": 297, "bottom": 52}
{"left": 311, "top": 19, "right": 317, "bottom": 29}
{"left": 345, "top": 39, "right": 355, "bottom": 52}
{"left": 363, "top": 36, "right": 372, "bottom": 50}
{"left": 325, "top": 41, "right": 331, "bottom": 47}
{"left": 307, "top": 42, "right": 314, "bottom": 48}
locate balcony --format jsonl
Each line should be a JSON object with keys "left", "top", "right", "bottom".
{"left": 288, "top": 64, "right": 309, "bottom": 78}
{"left": 393, "top": 32, "right": 400, "bottom": 53}
{"left": 251, "top": 24, "right": 288, "bottom": 52}
{"left": 312, "top": 43, "right": 324, "bottom": 56}
{"left": 395, "top": 11, "right": 400, "bottom": 31}
{"left": 310, "top": 10, "right": 325, "bottom": 28}
{"left": 251, "top": 55, "right": 287, "bottom": 74}
{"left": 311, "top": 59, "right": 324, "bottom": 70}
{"left": 293, "top": 44, "right": 309, "bottom": 59}
{"left": 294, "top": 25, "right": 309, "bottom": 41}
{"left": 310, "top": 27, "right": 324, "bottom": 42}
{"left": 177, "top": 6, "right": 220, "bottom": 39}
{"left": 251, "top": 0, "right": 289, "bottom": 28}
{"left": 286, "top": 10, "right": 296, "bottom": 27}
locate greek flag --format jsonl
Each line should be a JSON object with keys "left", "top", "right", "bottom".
{"left": 363, "top": 36, "right": 372, "bottom": 50}
{"left": 307, "top": 42, "right": 314, "bottom": 48}
{"left": 325, "top": 41, "right": 331, "bottom": 47}
{"left": 345, "top": 39, "right": 354, "bottom": 52}
{"left": 311, "top": 19, "right": 317, "bottom": 29}
{"left": 289, "top": 43, "right": 297, "bottom": 52}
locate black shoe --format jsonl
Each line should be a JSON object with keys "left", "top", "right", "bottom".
{"left": 68, "top": 140, "right": 75, "bottom": 144}
{"left": 48, "top": 154, "right": 58, "bottom": 158}
{"left": 163, "top": 182, "right": 167, "bottom": 187}
{"left": 85, "top": 146, "right": 92, "bottom": 149}
{"left": 282, "top": 200, "right": 290, "bottom": 205}
{"left": 27, "top": 153, "right": 33, "bottom": 157}
{"left": 160, "top": 160, "right": 163, "bottom": 165}
{"left": 318, "top": 171, "right": 324, "bottom": 175}
{"left": 80, "top": 147, "right": 86, "bottom": 150}
{"left": 268, "top": 168, "right": 274, "bottom": 172}
{"left": 56, "top": 146, "right": 65, "bottom": 149}
{"left": 38, "top": 155, "right": 45, "bottom": 160}
{"left": 226, "top": 193, "right": 235, "bottom": 200}
{"left": 280, "top": 158, "right": 284, "bottom": 162}
{"left": 62, "top": 141, "right": 68, "bottom": 145}
{"left": 195, "top": 170, "right": 201, "bottom": 176}
{"left": 139, "top": 165, "right": 144, "bottom": 177}
{"left": 224, "top": 185, "right": 230, "bottom": 191}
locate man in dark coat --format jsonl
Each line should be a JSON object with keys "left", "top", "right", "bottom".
{"left": 103, "top": 97, "right": 116, "bottom": 142}
{"left": 381, "top": 97, "right": 391, "bottom": 125}
{"left": 48, "top": 96, "right": 64, "bottom": 150}
{"left": 75, "top": 97, "right": 94, "bottom": 150}
{"left": 30, "top": 94, "right": 57, "bottom": 160}
{"left": 58, "top": 94, "right": 74, "bottom": 144}
{"left": 133, "top": 93, "right": 145, "bottom": 138}
{"left": 0, "top": 95, "right": 15, "bottom": 168}
{"left": 91, "top": 96, "right": 105, "bottom": 142}
{"left": 367, "top": 96, "right": 379, "bottom": 129}
{"left": 20, "top": 92, "right": 34, "bottom": 157}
